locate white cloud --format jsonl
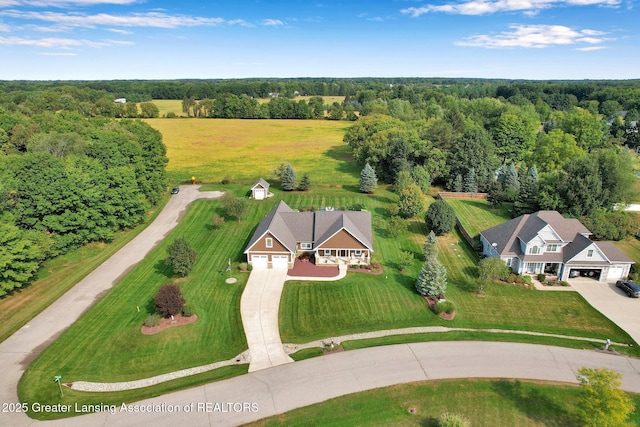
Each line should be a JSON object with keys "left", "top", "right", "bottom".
{"left": 0, "top": 10, "right": 227, "bottom": 29}
{"left": 0, "top": 35, "right": 113, "bottom": 47}
{"left": 262, "top": 19, "right": 284, "bottom": 26}
{"left": 107, "top": 28, "right": 133, "bottom": 34}
{"left": 402, "top": 0, "right": 620, "bottom": 16}
{"left": 37, "top": 51, "right": 78, "bottom": 55}
{"left": 576, "top": 45, "right": 607, "bottom": 51}
{"left": 455, "top": 24, "right": 610, "bottom": 48}
{"left": 0, "top": 21, "right": 9, "bottom": 31}
{"left": 0, "top": 0, "right": 137, "bottom": 7}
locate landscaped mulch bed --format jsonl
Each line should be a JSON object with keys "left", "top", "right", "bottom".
{"left": 425, "top": 296, "right": 455, "bottom": 320}
{"left": 141, "top": 314, "right": 198, "bottom": 335}
{"left": 346, "top": 264, "right": 383, "bottom": 275}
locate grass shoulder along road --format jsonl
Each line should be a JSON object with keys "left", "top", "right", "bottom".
{"left": 247, "top": 378, "right": 640, "bottom": 427}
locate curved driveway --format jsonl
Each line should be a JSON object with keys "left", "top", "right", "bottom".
{"left": 0, "top": 185, "right": 223, "bottom": 427}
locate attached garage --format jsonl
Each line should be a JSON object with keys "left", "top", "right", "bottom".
{"left": 568, "top": 268, "right": 602, "bottom": 281}
{"left": 272, "top": 255, "right": 289, "bottom": 269}
{"left": 251, "top": 255, "right": 268, "bottom": 269}
{"left": 607, "top": 265, "right": 627, "bottom": 281}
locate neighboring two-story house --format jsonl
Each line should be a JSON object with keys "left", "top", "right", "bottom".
{"left": 480, "top": 210, "right": 633, "bottom": 282}
{"left": 244, "top": 201, "right": 373, "bottom": 269}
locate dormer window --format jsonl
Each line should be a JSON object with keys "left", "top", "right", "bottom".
{"left": 529, "top": 245, "right": 540, "bottom": 255}
{"left": 546, "top": 244, "right": 558, "bottom": 252}
{"left": 266, "top": 238, "right": 273, "bottom": 248}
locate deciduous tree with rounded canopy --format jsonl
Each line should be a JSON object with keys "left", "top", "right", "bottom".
{"left": 154, "top": 284, "right": 186, "bottom": 317}
{"left": 166, "top": 237, "right": 198, "bottom": 277}
{"left": 424, "top": 199, "right": 456, "bottom": 235}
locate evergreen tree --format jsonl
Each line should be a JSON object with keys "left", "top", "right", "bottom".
{"left": 453, "top": 174, "right": 463, "bottom": 192}
{"left": 463, "top": 168, "right": 478, "bottom": 193}
{"left": 513, "top": 173, "right": 539, "bottom": 217}
{"left": 298, "top": 173, "right": 311, "bottom": 191}
{"left": 486, "top": 179, "right": 504, "bottom": 206}
{"left": 359, "top": 163, "right": 378, "bottom": 193}
{"left": 411, "top": 165, "right": 431, "bottom": 193}
{"left": 528, "top": 164, "right": 539, "bottom": 182}
{"left": 422, "top": 230, "right": 438, "bottom": 261}
{"left": 281, "top": 164, "right": 297, "bottom": 191}
{"left": 394, "top": 169, "right": 414, "bottom": 194}
{"left": 415, "top": 255, "right": 447, "bottom": 298}
{"left": 502, "top": 162, "right": 520, "bottom": 191}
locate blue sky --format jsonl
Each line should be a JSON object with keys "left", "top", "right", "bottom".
{"left": 0, "top": 0, "right": 636, "bottom": 80}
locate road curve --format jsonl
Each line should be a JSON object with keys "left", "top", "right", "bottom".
{"left": 22, "top": 341, "right": 640, "bottom": 427}
{"left": 0, "top": 185, "right": 223, "bottom": 427}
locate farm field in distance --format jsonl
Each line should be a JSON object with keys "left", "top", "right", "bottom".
{"left": 144, "top": 118, "right": 355, "bottom": 186}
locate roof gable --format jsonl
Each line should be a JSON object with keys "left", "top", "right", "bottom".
{"left": 245, "top": 201, "right": 373, "bottom": 254}
{"left": 251, "top": 178, "right": 270, "bottom": 190}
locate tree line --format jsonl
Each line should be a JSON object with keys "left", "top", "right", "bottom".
{"left": 0, "top": 108, "right": 167, "bottom": 297}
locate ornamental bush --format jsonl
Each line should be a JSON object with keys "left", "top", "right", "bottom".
{"left": 154, "top": 284, "right": 186, "bottom": 317}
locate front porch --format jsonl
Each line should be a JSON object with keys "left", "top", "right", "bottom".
{"left": 312, "top": 248, "right": 369, "bottom": 266}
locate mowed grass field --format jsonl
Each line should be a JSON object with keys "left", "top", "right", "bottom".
{"left": 444, "top": 198, "right": 512, "bottom": 238}
{"left": 144, "top": 118, "right": 355, "bottom": 186}
{"left": 249, "top": 379, "right": 640, "bottom": 427}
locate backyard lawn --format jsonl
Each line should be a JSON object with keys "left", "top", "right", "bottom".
{"left": 443, "top": 198, "right": 512, "bottom": 238}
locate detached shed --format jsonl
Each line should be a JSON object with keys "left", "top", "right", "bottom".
{"left": 251, "top": 178, "right": 271, "bottom": 200}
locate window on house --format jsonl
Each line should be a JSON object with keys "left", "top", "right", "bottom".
{"left": 324, "top": 249, "right": 332, "bottom": 256}
{"left": 546, "top": 244, "right": 558, "bottom": 252}
{"left": 354, "top": 250, "right": 362, "bottom": 257}
{"left": 587, "top": 249, "right": 594, "bottom": 258}
{"left": 529, "top": 245, "right": 539, "bottom": 255}
{"left": 265, "top": 238, "right": 273, "bottom": 248}
{"left": 300, "top": 242, "right": 312, "bottom": 250}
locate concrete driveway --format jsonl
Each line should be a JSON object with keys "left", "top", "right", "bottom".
{"left": 241, "top": 268, "right": 294, "bottom": 372}
{"left": 570, "top": 278, "right": 640, "bottom": 346}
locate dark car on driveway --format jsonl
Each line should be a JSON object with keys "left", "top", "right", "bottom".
{"left": 171, "top": 187, "right": 180, "bottom": 194}
{"left": 615, "top": 280, "right": 640, "bottom": 298}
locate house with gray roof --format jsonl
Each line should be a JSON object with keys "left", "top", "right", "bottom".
{"left": 244, "top": 201, "right": 373, "bottom": 269}
{"left": 480, "top": 210, "right": 633, "bottom": 282}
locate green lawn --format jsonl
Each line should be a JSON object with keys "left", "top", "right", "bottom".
{"left": 444, "top": 198, "right": 513, "bottom": 238}
{"left": 248, "top": 379, "right": 640, "bottom": 427}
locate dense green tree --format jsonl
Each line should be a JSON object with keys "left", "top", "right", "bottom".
{"left": 0, "top": 221, "right": 44, "bottom": 297}
{"left": 166, "top": 238, "right": 198, "bottom": 278}
{"left": 555, "top": 107, "right": 605, "bottom": 150}
{"left": 447, "top": 124, "right": 498, "bottom": 191}
{"left": 581, "top": 209, "right": 640, "bottom": 241}
{"left": 398, "top": 183, "right": 425, "bottom": 218}
{"left": 424, "top": 199, "right": 456, "bottom": 235}
{"left": 222, "top": 193, "right": 249, "bottom": 223}
{"left": 394, "top": 169, "right": 414, "bottom": 194}
{"left": 576, "top": 367, "right": 634, "bottom": 427}
{"left": 478, "top": 257, "right": 510, "bottom": 282}
{"left": 359, "top": 163, "right": 378, "bottom": 193}
{"left": 532, "top": 129, "right": 585, "bottom": 173}
{"left": 453, "top": 174, "right": 463, "bottom": 192}
{"left": 139, "top": 102, "right": 159, "bottom": 118}
{"left": 411, "top": 165, "right": 431, "bottom": 193}
{"left": 386, "top": 215, "right": 407, "bottom": 238}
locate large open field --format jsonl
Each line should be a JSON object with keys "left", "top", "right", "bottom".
{"left": 144, "top": 118, "right": 355, "bottom": 186}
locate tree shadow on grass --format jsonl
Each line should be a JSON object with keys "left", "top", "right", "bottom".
{"left": 491, "top": 380, "right": 580, "bottom": 426}
{"left": 419, "top": 417, "right": 438, "bottom": 427}
{"left": 153, "top": 258, "right": 174, "bottom": 279}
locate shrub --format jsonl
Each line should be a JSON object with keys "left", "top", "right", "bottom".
{"left": 239, "top": 262, "right": 249, "bottom": 272}
{"left": 348, "top": 203, "right": 364, "bottom": 211}
{"left": 438, "top": 412, "right": 470, "bottom": 427}
{"left": 507, "top": 273, "right": 518, "bottom": 283}
{"left": 181, "top": 303, "right": 195, "bottom": 317}
{"left": 144, "top": 314, "right": 161, "bottom": 327}
{"left": 522, "top": 275, "right": 532, "bottom": 284}
{"left": 165, "top": 112, "right": 177, "bottom": 118}
{"left": 560, "top": 280, "right": 570, "bottom": 287}
{"left": 221, "top": 175, "right": 233, "bottom": 184}
{"left": 435, "top": 300, "right": 455, "bottom": 315}
{"left": 478, "top": 257, "right": 510, "bottom": 282}
{"left": 537, "top": 273, "right": 546, "bottom": 282}
{"left": 154, "top": 284, "right": 186, "bottom": 317}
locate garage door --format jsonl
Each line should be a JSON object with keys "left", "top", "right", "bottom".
{"left": 251, "top": 255, "right": 268, "bottom": 269}
{"left": 608, "top": 265, "right": 625, "bottom": 280}
{"left": 272, "top": 255, "right": 289, "bottom": 269}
